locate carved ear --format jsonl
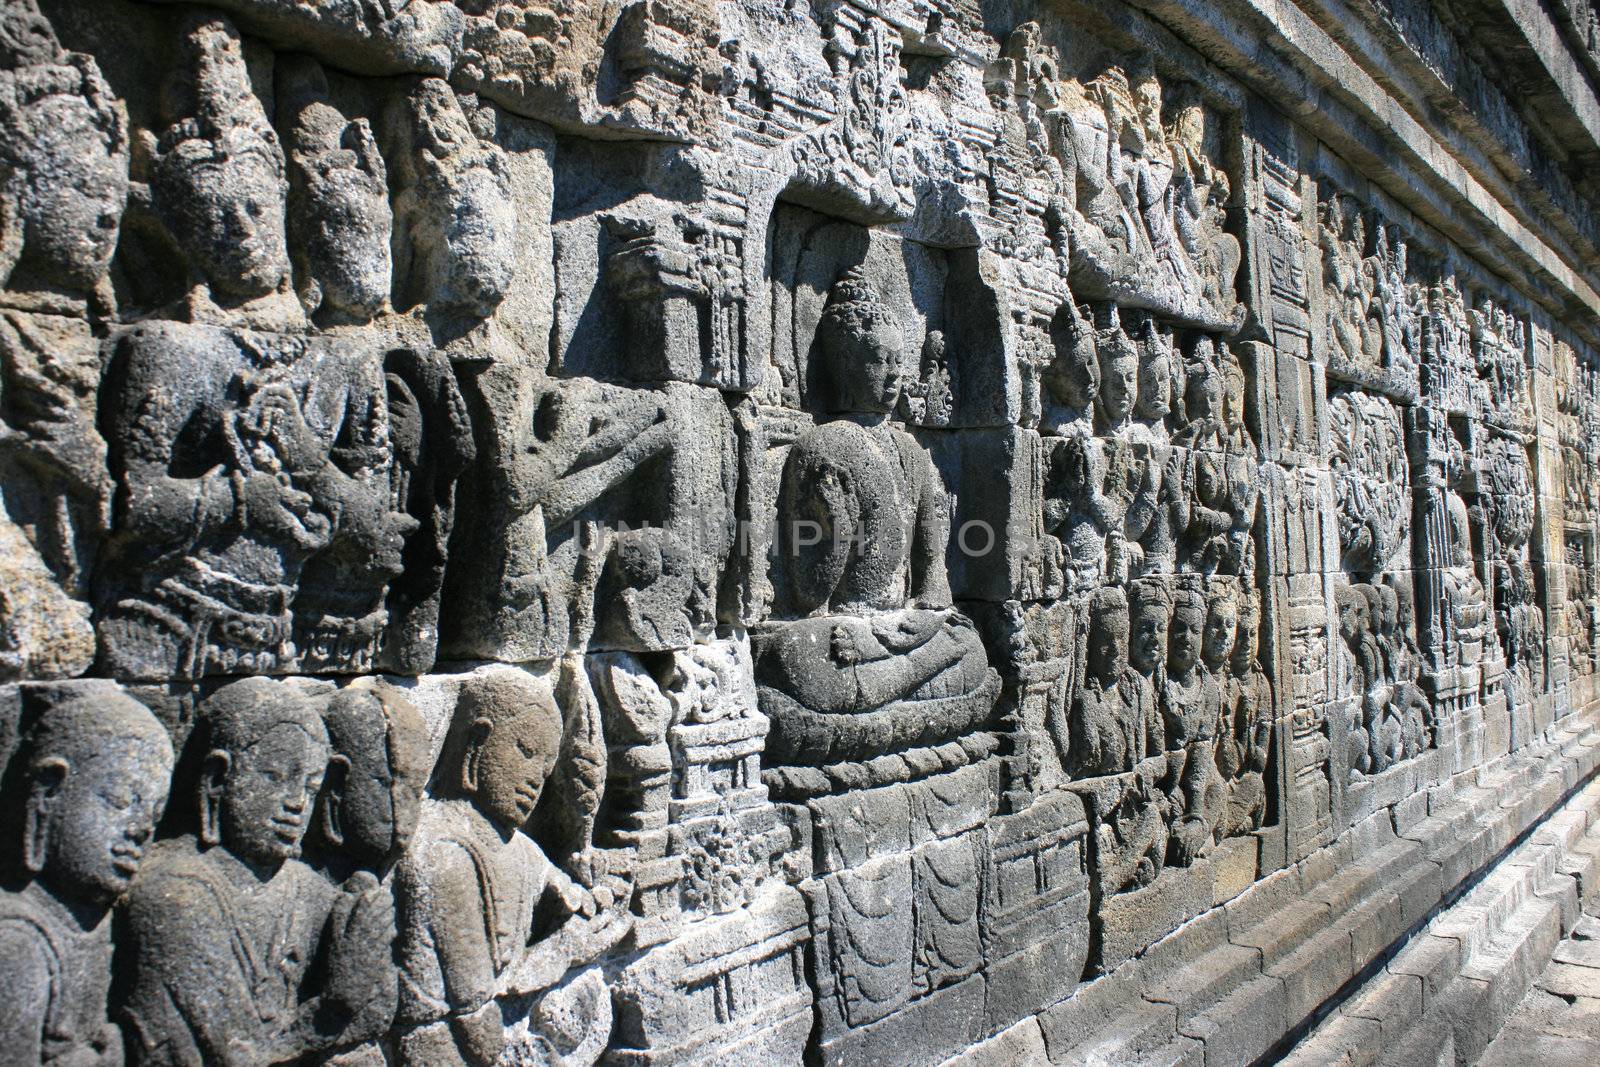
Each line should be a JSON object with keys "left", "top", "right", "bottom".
{"left": 461, "top": 718, "right": 493, "bottom": 795}
{"left": 23, "top": 757, "right": 69, "bottom": 875}
{"left": 199, "top": 750, "right": 231, "bottom": 848}
{"left": 321, "top": 754, "right": 351, "bottom": 847}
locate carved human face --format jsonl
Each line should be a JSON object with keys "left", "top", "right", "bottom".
{"left": 1377, "top": 587, "right": 1397, "bottom": 634}
{"left": 1090, "top": 603, "right": 1130, "bottom": 682}
{"left": 1223, "top": 364, "right": 1246, "bottom": 427}
{"left": 1138, "top": 343, "right": 1173, "bottom": 421}
{"left": 1130, "top": 600, "right": 1169, "bottom": 674}
{"left": 1101, "top": 351, "right": 1138, "bottom": 425}
{"left": 296, "top": 140, "right": 392, "bottom": 319}
{"left": 1168, "top": 603, "right": 1203, "bottom": 675}
{"left": 33, "top": 738, "right": 172, "bottom": 906}
{"left": 340, "top": 720, "right": 429, "bottom": 863}
{"left": 1204, "top": 596, "right": 1238, "bottom": 670}
{"left": 15, "top": 90, "right": 127, "bottom": 290}
{"left": 1194, "top": 453, "right": 1221, "bottom": 503}
{"left": 833, "top": 318, "right": 905, "bottom": 414}
{"left": 165, "top": 142, "right": 290, "bottom": 299}
{"left": 468, "top": 701, "right": 561, "bottom": 833}
{"left": 1337, "top": 591, "right": 1359, "bottom": 642}
{"left": 1047, "top": 312, "right": 1099, "bottom": 411}
{"left": 1233, "top": 608, "right": 1259, "bottom": 670}
{"left": 215, "top": 723, "right": 328, "bottom": 868}
{"left": 1189, "top": 364, "right": 1223, "bottom": 422}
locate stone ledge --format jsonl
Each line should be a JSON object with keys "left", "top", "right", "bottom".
{"left": 1023, "top": 710, "right": 1600, "bottom": 1066}
{"left": 1281, "top": 731, "right": 1600, "bottom": 1064}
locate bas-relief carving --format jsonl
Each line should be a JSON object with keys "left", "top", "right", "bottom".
{"left": 0, "top": 0, "right": 1591, "bottom": 1064}
{"left": 753, "top": 269, "right": 998, "bottom": 798}
{"left": 0, "top": 690, "right": 171, "bottom": 1066}
{"left": 394, "top": 668, "right": 627, "bottom": 1067}
{"left": 121, "top": 679, "right": 387, "bottom": 1065}
{"left": 1317, "top": 189, "right": 1421, "bottom": 399}
{"left": 0, "top": 4, "right": 126, "bottom": 681}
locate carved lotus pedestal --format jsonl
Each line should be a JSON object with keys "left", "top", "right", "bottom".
{"left": 751, "top": 609, "right": 1002, "bottom": 801}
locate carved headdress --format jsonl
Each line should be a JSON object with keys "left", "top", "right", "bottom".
{"left": 155, "top": 14, "right": 283, "bottom": 178}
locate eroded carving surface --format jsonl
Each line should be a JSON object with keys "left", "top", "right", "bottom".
{"left": 0, "top": 0, "right": 1595, "bottom": 1064}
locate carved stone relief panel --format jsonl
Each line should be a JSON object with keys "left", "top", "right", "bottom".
{"left": 0, "top": 0, "right": 1594, "bottom": 1065}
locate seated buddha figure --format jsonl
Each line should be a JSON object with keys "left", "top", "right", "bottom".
{"left": 755, "top": 268, "right": 997, "bottom": 770}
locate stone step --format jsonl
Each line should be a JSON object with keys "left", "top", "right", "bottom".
{"left": 1277, "top": 748, "right": 1600, "bottom": 1066}
{"left": 1039, "top": 713, "right": 1600, "bottom": 1067}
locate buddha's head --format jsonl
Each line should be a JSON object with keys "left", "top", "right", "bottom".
{"left": 817, "top": 267, "right": 905, "bottom": 416}
{"left": 319, "top": 684, "right": 429, "bottom": 869}
{"left": 199, "top": 678, "right": 329, "bottom": 871}
{"left": 16, "top": 690, "right": 172, "bottom": 909}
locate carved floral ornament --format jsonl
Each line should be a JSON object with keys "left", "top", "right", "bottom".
{"left": 0, "top": 0, "right": 1591, "bottom": 1065}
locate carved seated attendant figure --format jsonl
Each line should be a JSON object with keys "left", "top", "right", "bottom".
{"left": 1067, "top": 586, "right": 1159, "bottom": 777}
{"left": 123, "top": 679, "right": 393, "bottom": 1065}
{"left": 308, "top": 684, "right": 433, "bottom": 1059}
{"left": 395, "top": 670, "right": 627, "bottom": 1067}
{"left": 754, "top": 269, "right": 998, "bottom": 770}
{"left": 1163, "top": 585, "right": 1224, "bottom": 865}
{"left": 0, "top": 691, "right": 172, "bottom": 1066}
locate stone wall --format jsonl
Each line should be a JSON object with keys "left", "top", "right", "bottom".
{"left": 1, "top": 0, "right": 1598, "bottom": 1063}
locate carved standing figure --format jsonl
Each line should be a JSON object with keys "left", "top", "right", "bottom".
{"left": 1067, "top": 586, "right": 1157, "bottom": 776}
{"left": 1126, "top": 578, "right": 1170, "bottom": 757}
{"left": 1163, "top": 585, "right": 1224, "bottom": 864}
{"left": 0, "top": 691, "right": 172, "bottom": 1066}
{"left": 1220, "top": 594, "right": 1272, "bottom": 834}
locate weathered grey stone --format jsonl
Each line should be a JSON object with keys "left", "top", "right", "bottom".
{"left": 0, "top": 0, "right": 1595, "bottom": 1062}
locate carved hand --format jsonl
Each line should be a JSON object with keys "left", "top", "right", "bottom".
{"left": 236, "top": 471, "right": 332, "bottom": 551}
{"left": 253, "top": 384, "right": 328, "bottom": 476}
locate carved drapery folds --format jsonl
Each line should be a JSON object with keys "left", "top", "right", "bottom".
{"left": 0, "top": 0, "right": 1592, "bottom": 1065}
